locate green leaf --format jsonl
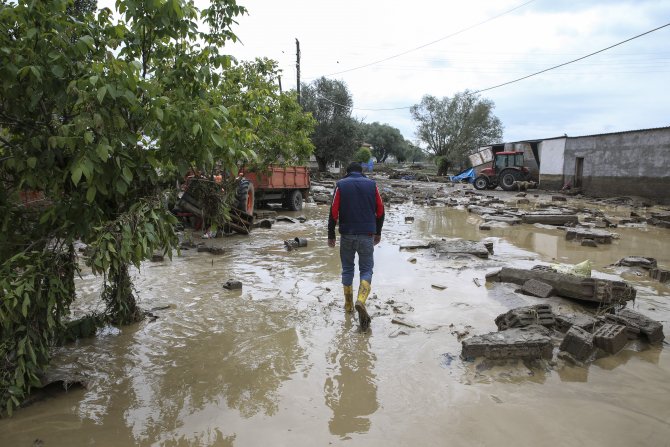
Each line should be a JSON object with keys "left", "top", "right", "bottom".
{"left": 29, "top": 66, "right": 42, "bottom": 82}
{"left": 89, "top": 75, "right": 99, "bottom": 86}
{"left": 211, "top": 133, "right": 224, "bottom": 148}
{"left": 27, "top": 157, "right": 37, "bottom": 169}
{"left": 122, "top": 166, "right": 133, "bottom": 183}
{"left": 97, "top": 86, "right": 107, "bottom": 104}
{"left": 96, "top": 144, "right": 109, "bottom": 160}
{"left": 21, "top": 295, "right": 30, "bottom": 317}
{"left": 51, "top": 65, "right": 64, "bottom": 78}
{"left": 86, "top": 186, "right": 97, "bottom": 203}
{"left": 71, "top": 164, "right": 83, "bottom": 185}
{"left": 192, "top": 123, "right": 201, "bottom": 136}
{"left": 155, "top": 107, "right": 163, "bottom": 121}
{"left": 79, "top": 35, "right": 95, "bottom": 50}
{"left": 84, "top": 131, "right": 94, "bottom": 144}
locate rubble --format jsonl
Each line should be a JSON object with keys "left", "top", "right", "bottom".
{"left": 559, "top": 326, "right": 594, "bottom": 361}
{"left": 555, "top": 313, "right": 600, "bottom": 333}
{"left": 593, "top": 324, "right": 628, "bottom": 354}
{"left": 522, "top": 214, "right": 579, "bottom": 225}
{"left": 603, "top": 308, "right": 664, "bottom": 343}
{"left": 495, "top": 304, "right": 555, "bottom": 330}
{"left": 565, "top": 227, "right": 614, "bottom": 244}
{"left": 461, "top": 325, "right": 553, "bottom": 360}
{"left": 430, "top": 239, "right": 490, "bottom": 259}
{"left": 649, "top": 267, "right": 670, "bottom": 283}
{"left": 487, "top": 267, "right": 636, "bottom": 304}
{"left": 222, "top": 279, "right": 242, "bottom": 290}
{"left": 614, "top": 256, "right": 657, "bottom": 270}
{"left": 581, "top": 239, "right": 598, "bottom": 247}
{"left": 520, "top": 279, "right": 555, "bottom": 298}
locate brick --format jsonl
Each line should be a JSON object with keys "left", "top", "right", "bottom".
{"left": 495, "top": 304, "right": 555, "bottom": 330}
{"left": 649, "top": 268, "right": 670, "bottom": 283}
{"left": 555, "top": 313, "right": 600, "bottom": 333}
{"left": 559, "top": 326, "right": 595, "bottom": 361}
{"left": 593, "top": 324, "right": 628, "bottom": 354}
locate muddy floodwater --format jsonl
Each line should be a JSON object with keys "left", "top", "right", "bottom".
{"left": 2, "top": 191, "right": 670, "bottom": 446}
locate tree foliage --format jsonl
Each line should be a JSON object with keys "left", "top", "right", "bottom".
{"left": 353, "top": 147, "right": 372, "bottom": 163}
{"left": 0, "top": 0, "right": 313, "bottom": 415}
{"left": 359, "top": 122, "right": 408, "bottom": 163}
{"left": 301, "top": 77, "right": 358, "bottom": 172}
{"left": 410, "top": 91, "right": 503, "bottom": 173}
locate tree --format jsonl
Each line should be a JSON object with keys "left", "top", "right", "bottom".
{"left": 353, "top": 147, "right": 372, "bottom": 163}
{"left": 0, "top": 0, "right": 312, "bottom": 415}
{"left": 397, "top": 142, "right": 426, "bottom": 163}
{"left": 359, "top": 122, "right": 408, "bottom": 163}
{"left": 410, "top": 91, "right": 503, "bottom": 175}
{"left": 301, "top": 77, "right": 359, "bottom": 172}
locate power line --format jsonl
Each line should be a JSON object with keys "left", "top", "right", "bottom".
{"left": 318, "top": 0, "right": 537, "bottom": 78}
{"left": 346, "top": 21, "right": 670, "bottom": 111}
{"left": 473, "top": 22, "right": 670, "bottom": 93}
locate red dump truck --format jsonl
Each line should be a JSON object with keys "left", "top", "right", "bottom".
{"left": 236, "top": 165, "right": 311, "bottom": 215}
{"left": 176, "top": 165, "right": 311, "bottom": 234}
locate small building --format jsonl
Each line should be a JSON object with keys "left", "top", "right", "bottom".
{"left": 475, "top": 126, "right": 670, "bottom": 203}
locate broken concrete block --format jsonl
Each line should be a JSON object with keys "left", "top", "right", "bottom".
{"left": 495, "top": 304, "right": 555, "bottom": 330}
{"left": 552, "top": 196, "right": 567, "bottom": 202}
{"left": 405, "top": 216, "right": 415, "bottom": 223}
{"left": 482, "top": 215, "right": 521, "bottom": 225}
{"left": 253, "top": 219, "right": 274, "bottom": 229}
{"left": 489, "top": 267, "right": 636, "bottom": 305}
{"left": 565, "top": 228, "right": 613, "bottom": 244}
{"left": 555, "top": 313, "right": 600, "bottom": 333}
{"left": 517, "top": 198, "right": 530, "bottom": 205}
{"left": 593, "top": 324, "right": 628, "bottom": 354}
{"left": 649, "top": 267, "right": 670, "bottom": 283}
{"left": 479, "top": 224, "right": 491, "bottom": 231}
{"left": 581, "top": 238, "right": 598, "bottom": 247}
{"left": 521, "top": 279, "right": 555, "bottom": 298}
{"left": 615, "top": 256, "right": 657, "bottom": 270}
{"left": 151, "top": 253, "right": 165, "bottom": 262}
{"left": 522, "top": 214, "right": 579, "bottom": 225}
{"left": 605, "top": 308, "right": 664, "bottom": 343}
{"left": 197, "top": 245, "right": 211, "bottom": 253}
{"left": 559, "top": 326, "right": 595, "bottom": 361}
{"left": 209, "top": 247, "right": 224, "bottom": 255}
{"left": 461, "top": 326, "right": 553, "bottom": 360}
{"left": 222, "top": 280, "right": 242, "bottom": 290}
{"left": 430, "top": 239, "right": 490, "bottom": 259}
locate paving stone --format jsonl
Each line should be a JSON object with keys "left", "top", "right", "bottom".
{"left": 559, "top": 326, "right": 595, "bottom": 361}
{"left": 520, "top": 279, "right": 555, "bottom": 298}
{"left": 593, "top": 323, "right": 628, "bottom": 354}
{"left": 461, "top": 325, "right": 553, "bottom": 360}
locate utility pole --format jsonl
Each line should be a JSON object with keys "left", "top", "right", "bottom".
{"left": 295, "top": 38, "right": 301, "bottom": 106}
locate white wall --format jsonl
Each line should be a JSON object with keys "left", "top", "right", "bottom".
{"left": 538, "top": 138, "right": 566, "bottom": 175}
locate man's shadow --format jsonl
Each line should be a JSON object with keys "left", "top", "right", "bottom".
{"left": 323, "top": 315, "right": 379, "bottom": 438}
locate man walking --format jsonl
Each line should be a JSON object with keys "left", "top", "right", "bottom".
{"left": 328, "top": 162, "right": 385, "bottom": 331}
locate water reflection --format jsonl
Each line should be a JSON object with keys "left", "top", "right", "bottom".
{"left": 324, "top": 316, "right": 379, "bottom": 437}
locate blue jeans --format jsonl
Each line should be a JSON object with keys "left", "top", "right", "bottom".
{"left": 339, "top": 234, "right": 375, "bottom": 286}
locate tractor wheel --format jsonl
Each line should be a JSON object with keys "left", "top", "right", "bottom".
{"left": 473, "top": 176, "right": 489, "bottom": 190}
{"left": 285, "top": 189, "right": 303, "bottom": 211}
{"left": 236, "top": 180, "right": 255, "bottom": 214}
{"left": 500, "top": 169, "right": 522, "bottom": 191}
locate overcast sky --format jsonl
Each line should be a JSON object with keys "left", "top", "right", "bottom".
{"left": 222, "top": 0, "right": 670, "bottom": 143}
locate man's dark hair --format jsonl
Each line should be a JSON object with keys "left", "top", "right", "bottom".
{"left": 346, "top": 162, "right": 363, "bottom": 174}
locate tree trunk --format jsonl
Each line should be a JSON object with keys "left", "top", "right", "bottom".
{"left": 316, "top": 156, "right": 328, "bottom": 173}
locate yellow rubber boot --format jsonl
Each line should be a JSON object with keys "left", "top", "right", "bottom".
{"left": 355, "top": 280, "right": 372, "bottom": 331}
{"left": 343, "top": 285, "right": 354, "bottom": 313}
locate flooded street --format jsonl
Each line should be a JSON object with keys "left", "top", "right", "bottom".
{"left": 2, "top": 186, "right": 670, "bottom": 446}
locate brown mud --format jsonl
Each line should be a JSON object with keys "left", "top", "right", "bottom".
{"left": 1, "top": 183, "right": 669, "bottom": 446}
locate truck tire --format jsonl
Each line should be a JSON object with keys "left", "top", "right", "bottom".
{"left": 473, "top": 176, "right": 489, "bottom": 190}
{"left": 286, "top": 189, "right": 303, "bottom": 211}
{"left": 500, "top": 169, "right": 522, "bottom": 191}
{"left": 236, "top": 180, "right": 255, "bottom": 214}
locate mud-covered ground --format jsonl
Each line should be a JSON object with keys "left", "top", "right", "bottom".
{"left": 1, "top": 178, "right": 669, "bottom": 447}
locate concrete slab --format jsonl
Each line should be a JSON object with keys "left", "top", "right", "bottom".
{"left": 521, "top": 279, "right": 555, "bottom": 298}
{"left": 565, "top": 227, "right": 614, "bottom": 244}
{"left": 430, "top": 239, "right": 490, "bottom": 259}
{"left": 522, "top": 214, "right": 579, "bottom": 225}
